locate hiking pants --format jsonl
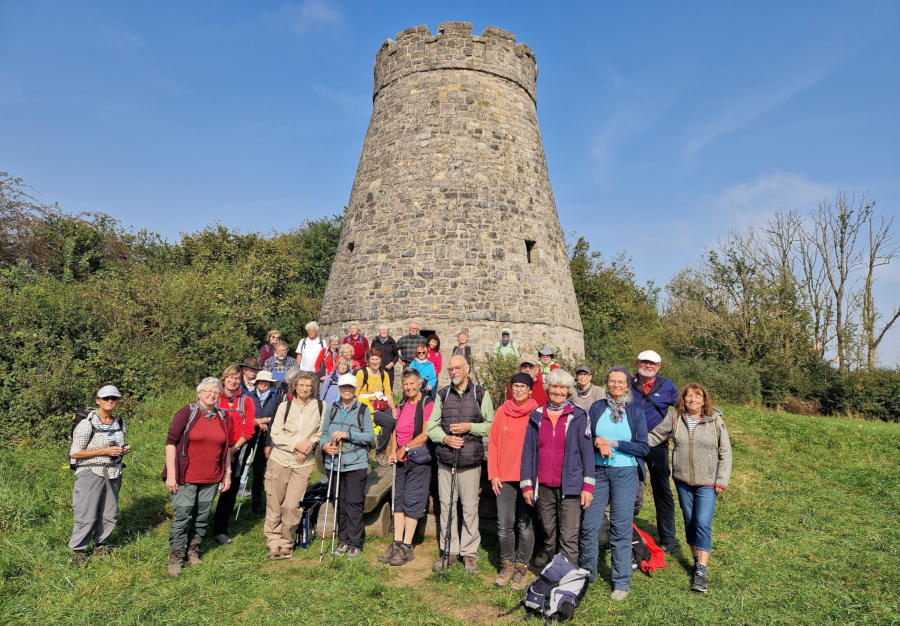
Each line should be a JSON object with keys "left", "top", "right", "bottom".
{"left": 675, "top": 482, "right": 717, "bottom": 552}
{"left": 535, "top": 485, "right": 581, "bottom": 565}
{"left": 169, "top": 482, "right": 219, "bottom": 549}
{"left": 580, "top": 465, "right": 638, "bottom": 588}
{"left": 213, "top": 445, "right": 249, "bottom": 536}
{"left": 264, "top": 461, "right": 313, "bottom": 552}
{"left": 496, "top": 481, "right": 535, "bottom": 565}
{"left": 250, "top": 433, "right": 269, "bottom": 511}
{"left": 335, "top": 468, "right": 367, "bottom": 549}
{"left": 437, "top": 462, "right": 481, "bottom": 557}
{"left": 636, "top": 442, "right": 676, "bottom": 549}
{"left": 68, "top": 471, "right": 121, "bottom": 551}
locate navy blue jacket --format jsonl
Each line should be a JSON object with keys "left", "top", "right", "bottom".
{"left": 520, "top": 402, "right": 595, "bottom": 498}
{"left": 248, "top": 387, "right": 282, "bottom": 445}
{"left": 630, "top": 375, "right": 679, "bottom": 433}
{"left": 588, "top": 398, "right": 649, "bottom": 482}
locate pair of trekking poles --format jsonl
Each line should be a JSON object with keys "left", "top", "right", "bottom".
{"left": 318, "top": 441, "right": 344, "bottom": 562}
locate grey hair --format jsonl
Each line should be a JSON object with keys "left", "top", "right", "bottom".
{"left": 305, "top": 321, "right": 319, "bottom": 332}
{"left": 328, "top": 335, "right": 340, "bottom": 345}
{"left": 379, "top": 324, "right": 389, "bottom": 332}
{"left": 545, "top": 368, "right": 576, "bottom": 398}
{"left": 337, "top": 356, "right": 352, "bottom": 371}
{"left": 274, "top": 339, "right": 289, "bottom": 350}
{"left": 284, "top": 366, "right": 304, "bottom": 393}
{"left": 402, "top": 367, "right": 422, "bottom": 382}
{"left": 196, "top": 377, "right": 222, "bottom": 394}
{"left": 605, "top": 367, "right": 633, "bottom": 403}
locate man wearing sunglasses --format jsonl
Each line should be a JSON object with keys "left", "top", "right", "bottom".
{"left": 68, "top": 385, "right": 131, "bottom": 563}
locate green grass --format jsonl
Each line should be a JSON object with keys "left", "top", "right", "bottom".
{"left": 2, "top": 396, "right": 898, "bottom": 624}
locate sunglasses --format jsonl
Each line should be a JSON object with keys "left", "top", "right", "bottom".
{"left": 100, "top": 396, "right": 120, "bottom": 402}
{"left": 416, "top": 351, "right": 428, "bottom": 355}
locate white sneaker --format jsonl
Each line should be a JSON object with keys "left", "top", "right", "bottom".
{"left": 610, "top": 589, "right": 629, "bottom": 601}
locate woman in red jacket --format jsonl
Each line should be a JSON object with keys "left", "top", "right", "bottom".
{"left": 163, "top": 377, "right": 233, "bottom": 577}
{"left": 487, "top": 372, "right": 539, "bottom": 590}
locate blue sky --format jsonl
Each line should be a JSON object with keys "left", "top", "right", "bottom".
{"left": 2, "top": 1, "right": 899, "bottom": 364}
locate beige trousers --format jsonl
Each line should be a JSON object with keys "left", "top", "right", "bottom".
{"left": 263, "top": 461, "right": 313, "bottom": 551}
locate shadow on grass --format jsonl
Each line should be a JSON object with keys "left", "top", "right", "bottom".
{"left": 116, "top": 493, "right": 170, "bottom": 545}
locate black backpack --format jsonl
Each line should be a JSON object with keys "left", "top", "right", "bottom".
{"left": 68, "top": 408, "right": 124, "bottom": 470}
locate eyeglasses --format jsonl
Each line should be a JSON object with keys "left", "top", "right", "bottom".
{"left": 416, "top": 351, "right": 428, "bottom": 355}
{"left": 100, "top": 397, "right": 120, "bottom": 402}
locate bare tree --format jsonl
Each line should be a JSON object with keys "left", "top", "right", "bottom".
{"left": 811, "top": 192, "right": 869, "bottom": 374}
{"left": 860, "top": 207, "right": 900, "bottom": 369}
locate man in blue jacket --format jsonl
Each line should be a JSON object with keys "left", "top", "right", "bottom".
{"left": 630, "top": 349, "right": 679, "bottom": 552}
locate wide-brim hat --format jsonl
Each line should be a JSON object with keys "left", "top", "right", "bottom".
{"left": 254, "top": 370, "right": 275, "bottom": 384}
{"left": 538, "top": 345, "right": 554, "bottom": 356}
{"left": 240, "top": 358, "right": 262, "bottom": 371}
{"left": 517, "top": 354, "right": 537, "bottom": 367}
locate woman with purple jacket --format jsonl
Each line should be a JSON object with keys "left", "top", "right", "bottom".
{"left": 579, "top": 366, "right": 649, "bottom": 601}
{"left": 520, "top": 368, "right": 594, "bottom": 566}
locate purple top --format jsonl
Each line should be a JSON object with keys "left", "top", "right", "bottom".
{"left": 537, "top": 411, "right": 569, "bottom": 487}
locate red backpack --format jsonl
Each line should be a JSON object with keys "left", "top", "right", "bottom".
{"left": 632, "top": 524, "right": 667, "bottom": 574}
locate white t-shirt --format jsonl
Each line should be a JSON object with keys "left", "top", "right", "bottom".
{"left": 296, "top": 336, "right": 326, "bottom": 371}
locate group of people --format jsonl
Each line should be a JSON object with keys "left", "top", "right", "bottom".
{"left": 67, "top": 320, "right": 732, "bottom": 600}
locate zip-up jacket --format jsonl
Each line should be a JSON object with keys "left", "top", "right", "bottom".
{"left": 320, "top": 398, "right": 375, "bottom": 473}
{"left": 588, "top": 399, "right": 649, "bottom": 482}
{"left": 520, "top": 401, "right": 595, "bottom": 498}
{"left": 648, "top": 408, "right": 732, "bottom": 490}
{"left": 630, "top": 374, "right": 679, "bottom": 433}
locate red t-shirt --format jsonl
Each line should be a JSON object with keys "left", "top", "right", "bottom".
{"left": 184, "top": 415, "right": 228, "bottom": 483}
{"left": 218, "top": 392, "right": 256, "bottom": 445}
{"left": 643, "top": 378, "right": 657, "bottom": 395}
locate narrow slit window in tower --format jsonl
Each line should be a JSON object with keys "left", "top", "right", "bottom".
{"left": 525, "top": 240, "right": 536, "bottom": 263}
{"left": 348, "top": 242, "right": 355, "bottom": 253}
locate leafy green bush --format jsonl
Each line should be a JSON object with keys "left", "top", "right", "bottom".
{"left": 821, "top": 369, "right": 900, "bottom": 422}
{"left": 665, "top": 357, "right": 763, "bottom": 406}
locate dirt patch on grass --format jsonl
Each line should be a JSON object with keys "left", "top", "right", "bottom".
{"left": 368, "top": 539, "right": 516, "bottom": 624}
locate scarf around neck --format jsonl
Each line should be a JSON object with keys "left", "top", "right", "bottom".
{"left": 502, "top": 397, "right": 537, "bottom": 418}
{"left": 606, "top": 397, "right": 627, "bottom": 423}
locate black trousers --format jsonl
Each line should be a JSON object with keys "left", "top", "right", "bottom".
{"left": 250, "top": 433, "right": 269, "bottom": 510}
{"left": 334, "top": 468, "right": 368, "bottom": 549}
{"left": 640, "top": 441, "right": 676, "bottom": 549}
{"left": 373, "top": 410, "right": 395, "bottom": 453}
{"left": 535, "top": 485, "right": 581, "bottom": 565}
{"left": 213, "top": 446, "right": 248, "bottom": 535}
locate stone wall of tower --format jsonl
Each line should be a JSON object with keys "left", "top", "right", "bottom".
{"left": 319, "top": 22, "right": 584, "bottom": 366}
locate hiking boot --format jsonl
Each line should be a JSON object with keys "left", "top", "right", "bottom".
{"left": 278, "top": 549, "right": 293, "bottom": 560}
{"left": 374, "top": 451, "right": 391, "bottom": 467}
{"left": 346, "top": 547, "right": 362, "bottom": 559}
{"left": 214, "top": 534, "right": 232, "bottom": 545}
{"left": 267, "top": 548, "right": 281, "bottom": 559}
{"left": 92, "top": 544, "right": 110, "bottom": 557}
{"left": 378, "top": 542, "right": 399, "bottom": 563}
{"left": 610, "top": 589, "right": 629, "bottom": 601}
{"left": 433, "top": 554, "right": 456, "bottom": 571}
{"left": 167, "top": 547, "right": 186, "bottom": 578}
{"left": 532, "top": 551, "right": 550, "bottom": 568}
{"left": 510, "top": 563, "right": 530, "bottom": 591}
{"left": 186, "top": 542, "right": 202, "bottom": 566}
{"left": 333, "top": 543, "right": 350, "bottom": 556}
{"left": 493, "top": 560, "right": 515, "bottom": 587}
{"left": 691, "top": 569, "right": 708, "bottom": 593}
{"left": 389, "top": 544, "right": 413, "bottom": 566}
{"left": 462, "top": 555, "right": 478, "bottom": 574}
{"left": 72, "top": 551, "right": 89, "bottom": 565}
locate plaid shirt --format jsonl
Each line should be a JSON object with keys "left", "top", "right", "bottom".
{"left": 264, "top": 355, "right": 296, "bottom": 373}
{"left": 69, "top": 412, "right": 126, "bottom": 478}
{"left": 397, "top": 334, "right": 426, "bottom": 363}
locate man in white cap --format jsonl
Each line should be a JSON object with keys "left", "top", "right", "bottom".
{"left": 67, "top": 384, "right": 131, "bottom": 563}
{"left": 631, "top": 349, "right": 679, "bottom": 552}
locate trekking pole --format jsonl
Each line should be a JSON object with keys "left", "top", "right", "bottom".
{"left": 329, "top": 441, "right": 344, "bottom": 557}
{"left": 390, "top": 459, "right": 397, "bottom": 538}
{"left": 318, "top": 448, "right": 338, "bottom": 563}
{"left": 234, "top": 442, "right": 256, "bottom": 520}
{"left": 440, "top": 448, "right": 459, "bottom": 581}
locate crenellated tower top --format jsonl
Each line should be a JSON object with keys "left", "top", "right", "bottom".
{"left": 373, "top": 22, "right": 538, "bottom": 103}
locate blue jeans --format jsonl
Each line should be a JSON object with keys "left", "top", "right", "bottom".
{"left": 675, "top": 482, "right": 717, "bottom": 552}
{"left": 579, "top": 465, "right": 638, "bottom": 589}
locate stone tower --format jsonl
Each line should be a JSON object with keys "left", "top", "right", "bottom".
{"left": 319, "top": 22, "right": 584, "bottom": 360}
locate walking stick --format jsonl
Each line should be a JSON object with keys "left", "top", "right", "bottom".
{"left": 440, "top": 448, "right": 460, "bottom": 581}
{"left": 318, "top": 447, "right": 338, "bottom": 563}
{"left": 390, "top": 459, "right": 397, "bottom": 538}
{"left": 329, "top": 441, "right": 344, "bottom": 557}
{"left": 234, "top": 442, "right": 256, "bottom": 520}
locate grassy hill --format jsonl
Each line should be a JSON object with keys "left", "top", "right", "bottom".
{"left": 1, "top": 392, "right": 897, "bottom": 624}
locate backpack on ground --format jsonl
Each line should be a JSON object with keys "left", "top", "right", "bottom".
{"left": 631, "top": 523, "right": 667, "bottom": 574}
{"left": 523, "top": 553, "right": 590, "bottom": 621}
{"left": 68, "top": 408, "right": 123, "bottom": 470}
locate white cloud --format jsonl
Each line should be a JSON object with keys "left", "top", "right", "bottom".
{"left": 270, "top": 0, "right": 344, "bottom": 36}
{"left": 714, "top": 169, "right": 835, "bottom": 227}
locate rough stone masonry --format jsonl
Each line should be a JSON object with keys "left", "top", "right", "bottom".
{"left": 319, "top": 22, "right": 584, "bottom": 365}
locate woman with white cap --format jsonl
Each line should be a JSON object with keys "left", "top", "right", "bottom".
{"left": 67, "top": 384, "right": 130, "bottom": 563}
